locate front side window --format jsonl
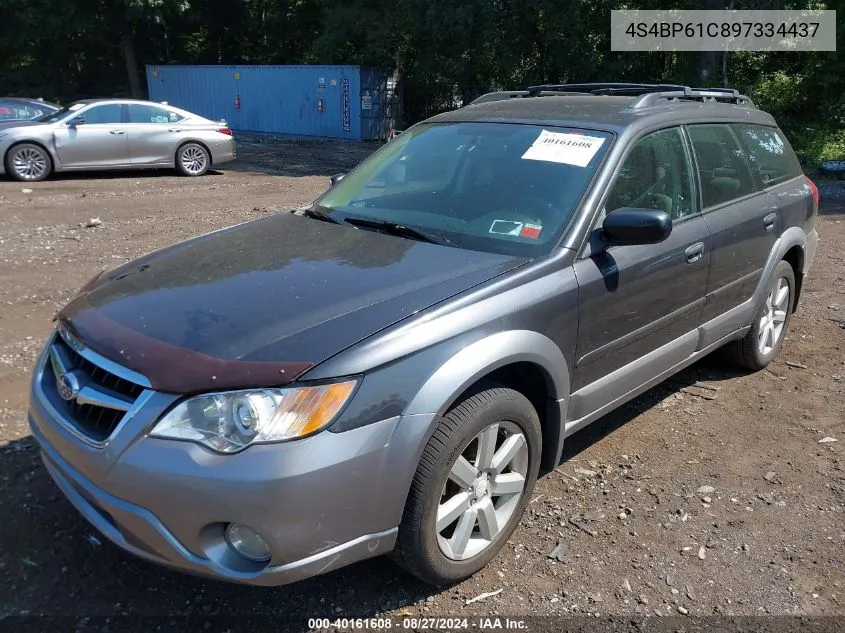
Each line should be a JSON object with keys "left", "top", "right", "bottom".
{"left": 733, "top": 124, "right": 802, "bottom": 187}
{"left": 605, "top": 127, "right": 695, "bottom": 220}
{"left": 81, "top": 104, "right": 123, "bottom": 125}
{"left": 687, "top": 124, "right": 756, "bottom": 208}
{"left": 315, "top": 122, "right": 612, "bottom": 256}
{"left": 129, "top": 104, "right": 183, "bottom": 124}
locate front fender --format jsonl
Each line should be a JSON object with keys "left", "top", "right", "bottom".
{"left": 403, "top": 329, "right": 571, "bottom": 471}
{"left": 404, "top": 329, "right": 570, "bottom": 416}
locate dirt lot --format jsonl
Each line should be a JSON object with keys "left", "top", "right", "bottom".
{"left": 0, "top": 137, "right": 842, "bottom": 627}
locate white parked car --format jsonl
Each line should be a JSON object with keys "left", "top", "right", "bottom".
{"left": 0, "top": 98, "right": 236, "bottom": 181}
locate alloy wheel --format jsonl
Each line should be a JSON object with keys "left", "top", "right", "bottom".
{"left": 436, "top": 421, "right": 528, "bottom": 561}
{"left": 180, "top": 145, "right": 207, "bottom": 175}
{"left": 758, "top": 276, "right": 790, "bottom": 356}
{"left": 12, "top": 147, "right": 48, "bottom": 181}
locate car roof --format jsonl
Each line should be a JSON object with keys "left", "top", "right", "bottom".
{"left": 429, "top": 85, "right": 777, "bottom": 134}
{"left": 70, "top": 98, "right": 203, "bottom": 119}
{"left": 72, "top": 98, "right": 169, "bottom": 106}
{"left": 1, "top": 97, "right": 60, "bottom": 108}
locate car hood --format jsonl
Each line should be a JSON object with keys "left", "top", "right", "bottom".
{"left": 57, "top": 213, "right": 528, "bottom": 393}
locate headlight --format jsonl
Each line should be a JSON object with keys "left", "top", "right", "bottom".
{"left": 150, "top": 380, "right": 357, "bottom": 453}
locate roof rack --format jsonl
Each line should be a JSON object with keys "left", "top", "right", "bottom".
{"left": 627, "top": 86, "right": 754, "bottom": 108}
{"left": 469, "top": 82, "right": 754, "bottom": 108}
{"left": 525, "top": 83, "right": 689, "bottom": 96}
{"left": 470, "top": 89, "right": 594, "bottom": 105}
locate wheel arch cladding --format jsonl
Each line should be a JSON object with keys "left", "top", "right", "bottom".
{"left": 404, "top": 330, "right": 571, "bottom": 471}
{"left": 782, "top": 244, "right": 804, "bottom": 312}
{"left": 744, "top": 228, "right": 806, "bottom": 327}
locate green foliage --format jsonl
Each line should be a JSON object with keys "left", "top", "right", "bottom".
{"left": 751, "top": 71, "right": 807, "bottom": 115}
{"left": 0, "top": 0, "right": 843, "bottom": 168}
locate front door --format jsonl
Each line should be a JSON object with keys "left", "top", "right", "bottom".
{"left": 569, "top": 126, "right": 711, "bottom": 420}
{"left": 53, "top": 103, "right": 130, "bottom": 168}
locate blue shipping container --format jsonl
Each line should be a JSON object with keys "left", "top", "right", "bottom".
{"left": 145, "top": 64, "right": 390, "bottom": 141}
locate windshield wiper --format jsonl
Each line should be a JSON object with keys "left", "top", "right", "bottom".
{"left": 297, "top": 207, "right": 343, "bottom": 224}
{"left": 343, "top": 217, "right": 454, "bottom": 246}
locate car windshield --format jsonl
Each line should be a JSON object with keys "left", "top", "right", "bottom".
{"left": 315, "top": 122, "right": 612, "bottom": 256}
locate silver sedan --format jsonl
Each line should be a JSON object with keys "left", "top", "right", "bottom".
{"left": 0, "top": 98, "right": 236, "bottom": 181}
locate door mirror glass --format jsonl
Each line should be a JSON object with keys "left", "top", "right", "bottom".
{"left": 602, "top": 207, "right": 673, "bottom": 245}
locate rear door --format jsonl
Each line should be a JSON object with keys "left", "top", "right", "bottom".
{"left": 687, "top": 123, "right": 780, "bottom": 336}
{"left": 52, "top": 103, "right": 130, "bottom": 168}
{"left": 570, "top": 126, "right": 711, "bottom": 415}
{"left": 733, "top": 122, "right": 810, "bottom": 245}
{"left": 127, "top": 104, "right": 186, "bottom": 165}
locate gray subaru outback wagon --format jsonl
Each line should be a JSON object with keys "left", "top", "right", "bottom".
{"left": 29, "top": 83, "right": 818, "bottom": 587}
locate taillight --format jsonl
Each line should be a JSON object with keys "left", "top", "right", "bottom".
{"left": 217, "top": 127, "right": 232, "bottom": 136}
{"left": 804, "top": 176, "right": 819, "bottom": 209}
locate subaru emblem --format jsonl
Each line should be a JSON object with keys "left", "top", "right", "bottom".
{"left": 56, "top": 371, "right": 81, "bottom": 402}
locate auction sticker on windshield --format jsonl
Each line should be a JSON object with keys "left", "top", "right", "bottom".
{"left": 522, "top": 130, "right": 606, "bottom": 167}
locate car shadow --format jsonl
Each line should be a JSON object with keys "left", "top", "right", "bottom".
{"left": 0, "top": 356, "right": 747, "bottom": 622}
{"left": 559, "top": 355, "right": 747, "bottom": 463}
{"left": 224, "top": 135, "right": 380, "bottom": 179}
{"left": 0, "top": 434, "right": 431, "bottom": 621}
{"left": 26, "top": 169, "right": 226, "bottom": 182}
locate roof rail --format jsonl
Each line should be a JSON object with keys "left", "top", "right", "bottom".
{"left": 470, "top": 91, "right": 531, "bottom": 105}
{"left": 469, "top": 82, "right": 755, "bottom": 108}
{"left": 525, "top": 82, "right": 688, "bottom": 96}
{"left": 628, "top": 87, "right": 754, "bottom": 109}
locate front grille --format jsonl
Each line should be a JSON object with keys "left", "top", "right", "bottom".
{"left": 41, "top": 332, "right": 146, "bottom": 443}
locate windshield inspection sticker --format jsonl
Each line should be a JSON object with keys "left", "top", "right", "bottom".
{"left": 520, "top": 223, "right": 542, "bottom": 239}
{"left": 522, "top": 130, "right": 605, "bottom": 167}
{"left": 489, "top": 220, "right": 524, "bottom": 236}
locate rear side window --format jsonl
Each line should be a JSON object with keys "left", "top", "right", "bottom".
{"left": 0, "top": 100, "right": 42, "bottom": 120}
{"left": 129, "top": 104, "right": 183, "bottom": 124}
{"left": 733, "top": 124, "right": 802, "bottom": 187}
{"left": 687, "top": 124, "right": 756, "bottom": 208}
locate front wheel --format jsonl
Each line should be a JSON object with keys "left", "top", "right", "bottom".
{"left": 175, "top": 142, "right": 210, "bottom": 177}
{"left": 5, "top": 143, "right": 52, "bottom": 182}
{"left": 723, "top": 260, "right": 795, "bottom": 370}
{"left": 392, "top": 384, "right": 541, "bottom": 586}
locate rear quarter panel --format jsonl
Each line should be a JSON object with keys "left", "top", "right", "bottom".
{"left": 770, "top": 175, "right": 816, "bottom": 235}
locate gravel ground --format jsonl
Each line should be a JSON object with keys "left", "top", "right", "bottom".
{"left": 0, "top": 137, "right": 842, "bottom": 629}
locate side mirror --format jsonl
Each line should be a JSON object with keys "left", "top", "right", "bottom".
{"left": 602, "top": 207, "right": 672, "bottom": 246}
{"left": 329, "top": 173, "right": 345, "bottom": 186}
{"left": 68, "top": 116, "right": 85, "bottom": 127}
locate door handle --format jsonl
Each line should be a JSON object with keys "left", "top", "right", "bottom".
{"left": 168, "top": 128, "right": 183, "bottom": 133}
{"left": 109, "top": 130, "right": 126, "bottom": 135}
{"left": 684, "top": 242, "right": 705, "bottom": 264}
{"left": 763, "top": 212, "right": 777, "bottom": 231}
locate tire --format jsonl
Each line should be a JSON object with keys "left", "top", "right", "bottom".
{"left": 175, "top": 142, "right": 210, "bottom": 177}
{"left": 392, "top": 383, "right": 542, "bottom": 586}
{"left": 722, "top": 260, "right": 795, "bottom": 371}
{"left": 4, "top": 143, "right": 52, "bottom": 182}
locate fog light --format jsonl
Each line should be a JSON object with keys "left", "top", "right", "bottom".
{"left": 224, "top": 523, "right": 271, "bottom": 562}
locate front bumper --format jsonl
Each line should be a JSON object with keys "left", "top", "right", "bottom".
{"left": 28, "top": 343, "right": 419, "bottom": 586}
